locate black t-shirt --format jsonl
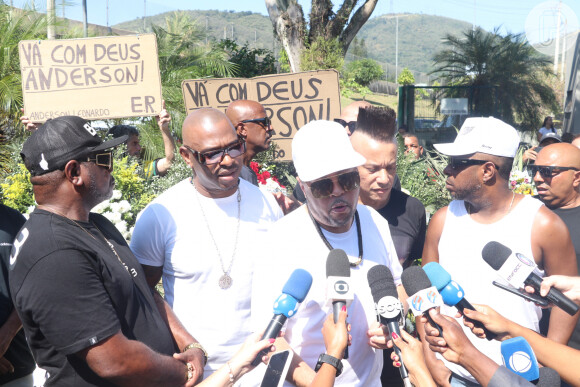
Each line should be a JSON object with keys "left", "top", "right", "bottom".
{"left": 0, "top": 204, "right": 35, "bottom": 384}
{"left": 9, "top": 209, "right": 177, "bottom": 387}
{"left": 377, "top": 188, "right": 426, "bottom": 267}
{"left": 554, "top": 205, "right": 580, "bottom": 350}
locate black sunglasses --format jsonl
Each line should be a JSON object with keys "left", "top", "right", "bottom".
{"left": 184, "top": 140, "right": 246, "bottom": 165}
{"left": 241, "top": 117, "right": 271, "bottom": 127}
{"left": 86, "top": 151, "right": 113, "bottom": 169}
{"left": 334, "top": 118, "right": 357, "bottom": 133}
{"left": 305, "top": 171, "right": 360, "bottom": 198}
{"left": 447, "top": 158, "right": 497, "bottom": 170}
{"left": 528, "top": 164, "right": 579, "bottom": 178}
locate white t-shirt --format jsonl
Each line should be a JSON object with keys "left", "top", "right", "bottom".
{"left": 130, "top": 178, "right": 283, "bottom": 377}
{"left": 247, "top": 204, "right": 402, "bottom": 387}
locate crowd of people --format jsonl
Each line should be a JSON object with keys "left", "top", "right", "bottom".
{"left": 1, "top": 100, "right": 580, "bottom": 387}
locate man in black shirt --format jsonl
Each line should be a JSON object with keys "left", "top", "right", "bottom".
{"left": 0, "top": 204, "right": 35, "bottom": 386}
{"left": 10, "top": 116, "right": 206, "bottom": 387}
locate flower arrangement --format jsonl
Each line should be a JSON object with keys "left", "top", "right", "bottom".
{"left": 250, "top": 161, "right": 287, "bottom": 195}
{"left": 509, "top": 169, "right": 536, "bottom": 195}
{"left": 92, "top": 190, "right": 134, "bottom": 240}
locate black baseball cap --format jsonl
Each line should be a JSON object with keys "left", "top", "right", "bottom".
{"left": 21, "top": 116, "right": 128, "bottom": 176}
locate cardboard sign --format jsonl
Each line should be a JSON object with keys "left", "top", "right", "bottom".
{"left": 181, "top": 70, "right": 341, "bottom": 161}
{"left": 19, "top": 34, "right": 162, "bottom": 122}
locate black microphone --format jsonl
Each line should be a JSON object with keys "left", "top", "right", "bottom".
{"left": 252, "top": 268, "right": 313, "bottom": 366}
{"left": 401, "top": 266, "right": 444, "bottom": 336}
{"left": 481, "top": 241, "right": 579, "bottom": 316}
{"left": 535, "top": 367, "right": 561, "bottom": 387}
{"left": 326, "top": 249, "right": 353, "bottom": 359}
{"left": 367, "top": 265, "right": 412, "bottom": 387}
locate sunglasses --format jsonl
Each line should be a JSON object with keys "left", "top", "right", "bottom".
{"left": 86, "top": 151, "right": 113, "bottom": 169}
{"left": 184, "top": 140, "right": 246, "bottom": 165}
{"left": 447, "top": 158, "right": 497, "bottom": 170}
{"left": 305, "top": 171, "right": 360, "bottom": 198}
{"left": 527, "top": 165, "right": 579, "bottom": 178}
{"left": 334, "top": 118, "right": 357, "bottom": 133}
{"left": 241, "top": 117, "right": 271, "bottom": 127}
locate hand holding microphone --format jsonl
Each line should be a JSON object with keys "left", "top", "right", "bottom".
{"left": 326, "top": 249, "right": 353, "bottom": 359}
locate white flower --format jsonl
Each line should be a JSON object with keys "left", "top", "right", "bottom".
{"left": 112, "top": 190, "right": 122, "bottom": 200}
{"left": 117, "top": 200, "right": 131, "bottom": 213}
{"left": 103, "top": 211, "right": 122, "bottom": 224}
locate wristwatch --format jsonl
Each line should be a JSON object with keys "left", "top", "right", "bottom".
{"left": 314, "top": 353, "right": 343, "bottom": 376}
{"left": 183, "top": 342, "right": 208, "bottom": 365}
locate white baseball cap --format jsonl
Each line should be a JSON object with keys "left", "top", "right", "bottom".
{"left": 292, "top": 120, "right": 366, "bottom": 182}
{"left": 434, "top": 117, "right": 520, "bottom": 158}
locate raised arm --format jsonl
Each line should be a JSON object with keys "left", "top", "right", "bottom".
{"left": 154, "top": 100, "right": 176, "bottom": 176}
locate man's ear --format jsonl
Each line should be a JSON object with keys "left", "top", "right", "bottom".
{"left": 236, "top": 123, "right": 247, "bottom": 138}
{"left": 63, "top": 160, "right": 84, "bottom": 186}
{"left": 179, "top": 146, "right": 195, "bottom": 168}
{"left": 572, "top": 170, "right": 580, "bottom": 190}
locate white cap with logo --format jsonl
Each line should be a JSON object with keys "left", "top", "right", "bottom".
{"left": 434, "top": 117, "right": 520, "bottom": 158}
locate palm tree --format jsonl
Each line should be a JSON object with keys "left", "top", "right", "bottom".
{"left": 431, "top": 28, "right": 559, "bottom": 131}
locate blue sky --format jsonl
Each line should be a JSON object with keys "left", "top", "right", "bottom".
{"left": 10, "top": 0, "right": 580, "bottom": 40}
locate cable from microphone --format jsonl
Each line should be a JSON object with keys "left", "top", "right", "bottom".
{"left": 481, "top": 241, "right": 579, "bottom": 316}
{"left": 367, "top": 265, "right": 412, "bottom": 387}
{"left": 400, "top": 266, "right": 444, "bottom": 336}
{"left": 423, "top": 262, "right": 497, "bottom": 340}
{"left": 326, "top": 249, "right": 353, "bottom": 359}
{"left": 252, "top": 268, "right": 313, "bottom": 366}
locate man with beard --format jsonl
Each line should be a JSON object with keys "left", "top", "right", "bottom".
{"left": 10, "top": 116, "right": 206, "bottom": 386}
{"left": 250, "top": 120, "right": 405, "bottom": 386}
{"left": 419, "top": 117, "right": 578, "bottom": 387}
{"left": 131, "top": 108, "right": 283, "bottom": 381}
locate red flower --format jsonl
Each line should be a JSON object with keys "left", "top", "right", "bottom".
{"left": 250, "top": 161, "right": 260, "bottom": 174}
{"left": 261, "top": 170, "right": 271, "bottom": 179}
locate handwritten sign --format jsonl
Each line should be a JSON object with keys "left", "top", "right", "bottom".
{"left": 181, "top": 70, "right": 341, "bottom": 161}
{"left": 19, "top": 34, "right": 162, "bottom": 122}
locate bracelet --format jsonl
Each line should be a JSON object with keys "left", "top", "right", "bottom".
{"left": 226, "top": 361, "right": 235, "bottom": 383}
{"left": 183, "top": 342, "right": 208, "bottom": 365}
{"left": 185, "top": 362, "right": 194, "bottom": 382}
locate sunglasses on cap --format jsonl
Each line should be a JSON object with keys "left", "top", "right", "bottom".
{"left": 86, "top": 151, "right": 113, "bottom": 169}
{"left": 241, "top": 117, "right": 271, "bottom": 127}
{"left": 184, "top": 139, "right": 246, "bottom": 165}
{"left": 334, "top": 118, "right": 357, "bottom": 133}
{"left": 527, "top": 164, "right": 579, "bottom": 178}
{"left": 305, "top": 170, "right": 360, "bottom": 199}
{"left": 447, "top": 158, "right": 498, "bottom": 170}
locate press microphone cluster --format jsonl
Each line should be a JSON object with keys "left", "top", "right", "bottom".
{"left": 326, "top": 249, "right": 353, "bottom": 359}
{"left": 481, "top": 241, "right": 579, "bottom": 316}
{"left": 252, "top": 268, "right": 313, "bottom": 366}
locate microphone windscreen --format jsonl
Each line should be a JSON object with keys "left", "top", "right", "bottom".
{"left": 326, "top": 249, "right": 350, "bottom": 278}
{"left": 282, "top": 269, "right": 313, "bottom": 303}
{"left": 423, "top": 262, "right": 452, "bottom": 291}
{"left": 401, "top": 266, "right": 432, "bottom": 296}
{"left": 536, "top": 367, "right": 561, "bottom": 387}
{"left": 481, "top": 241, "right": 512, "bottom": 270}
{"left": 367, "top": 264, "right": 398, "bottom": 302}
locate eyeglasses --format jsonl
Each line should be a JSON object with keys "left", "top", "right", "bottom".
{"left": 527, "top": 164, "right": 579, "bottom": 178}
{"left": 86, "top": 151, "right": 113, "bottom": 169}
{"left": 447, "top": 158, "right": 497, "bottom": 170}
{"left": 241, "top": 117, "right": 271, "bottom": 128}
{"left": 305, "top": 171, "right": 360, "bottom": 198}
{"left": 184, "top": 140, "right": 246, "bottom": 165}
{"left": 334, "top": 118, "right": 357, "bottom": 133}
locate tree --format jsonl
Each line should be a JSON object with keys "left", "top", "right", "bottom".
{"left": 345, "top": 58, "right": 384, "bottom": 86}
{"left": 218, "top": 39, "right": 276, "bottom": 77}
{"left": 265, "top": 0, "right": 378, "bottom": 72}
{"left": 350, "top": 37, "right": 368, "bottom": 58}
{"left": 431, "top": 28, "right": 558, "bottom": 130}
{"left": 300, "top": 37, "right": 344, "bottom": 71}
{"left": 397, "top": 67, "right": 415, "bottom": 85}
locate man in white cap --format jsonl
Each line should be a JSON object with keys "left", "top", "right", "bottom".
{"left": 250, "top": 120, "right": 405, "bottom": 386}
{"left": 419, "top": 117, "right": 578, "bottom": 387}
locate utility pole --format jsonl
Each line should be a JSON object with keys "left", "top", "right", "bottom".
{"left": 82, "top": 0, "right": 87, "bottom": 37}
{"left": 561, "top": 20, "right": 567, "bottom": 81}
{"left": 106, "top": 0, "right": 111, "bottom": 35}
{"left": 395, "top": 15, "right": 399, "bottom": 79}
{"left": 61, "top": 0, "right": 64, "bottom": 18}
{"left": 230, "top": 23, "right": 234, "bottom": 40}
{"left": 47, "top": 0, "right": 56, "bottom": 39}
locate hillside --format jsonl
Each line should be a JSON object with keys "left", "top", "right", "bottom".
{"left": 114, "top": 10, "right": 475, "bottom": 74}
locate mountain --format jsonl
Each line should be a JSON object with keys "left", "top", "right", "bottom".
{"left": 114, "top": 10, "right": 475, "bottom": 74}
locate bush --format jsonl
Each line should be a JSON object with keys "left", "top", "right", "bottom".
{"left": 301, "top": 37, "right": 344, "bottom": 71}
{"left": 397, "top": 67, "right": 415, "bottom": 85}
{"left": 345, "top": 59, "right": 384, "bottom": 86}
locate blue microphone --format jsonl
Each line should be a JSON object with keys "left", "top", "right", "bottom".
{"left": 423, "top": 262, "right": 496, "bottom": 341}
{"left": 251, "top": 268, "right": 313, "bottom": 366}
{"left": 501, "top": 337, "right": 540, "bottom": 382}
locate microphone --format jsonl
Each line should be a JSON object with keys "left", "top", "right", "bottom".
{"left": 400, "top": 266, "right": 444, "bottom": 336}
{"left": 252, "top": 268, "right": 313, "bottom": 366}
{"left": 423, "top": 262, "right": 497, "bottom": 340}
{"left": 536, "top": 367, "right": 561, "bottom": 387}
{"left": 481, "top": 241, "right": 579, "bottom": 316}
{"left": 367, "top": 265, "right": 412, "bottom": 387}
{"left": 326, "top": 249, "right": 353, "bottom": 359}
{"left": 501, "top": 337, "right": 540, "bottom": 382}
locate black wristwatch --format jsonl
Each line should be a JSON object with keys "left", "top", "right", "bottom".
{"left": 314, "top": 353, "right": 343, "bottom": 376}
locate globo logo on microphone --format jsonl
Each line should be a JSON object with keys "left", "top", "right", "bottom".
{"left": 334, "top": 280, "right": 349, "bottom": 294}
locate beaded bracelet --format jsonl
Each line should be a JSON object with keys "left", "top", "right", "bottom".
{"left": 226, "top": 361, "right": 235, "bottom": 383}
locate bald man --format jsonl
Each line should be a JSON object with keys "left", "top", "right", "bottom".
{"left": 130, "top": 108, "right": 283, "bottom": 379}
{"left": 336, "top": 100, "right": 372, "bottom": 135}
{"left": 533, "top": 143, "right": 580, "bottom": 350}
{"left": 226, "top": 100, "right": 274, "bottom": 186}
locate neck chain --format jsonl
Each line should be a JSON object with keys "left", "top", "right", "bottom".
{"left": 190, "top": 178, "right": 241, "bottom": 289}
{"left": 467, "top": 191, "right": 516, "bottom": 216}
{"left": 41, "top": 207, "right": 136, "bottom": 277}
{"left": 307, "top": 206, "right": 363, "bottom": 267}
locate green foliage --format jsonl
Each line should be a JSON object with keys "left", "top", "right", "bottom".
{"left": 0, "top": 164, "right": 33, "bottom": 213}
{"left": 218, "top": 39, "right": 276, "bottom": 77}
{"left": 278, "top": 48, "right": 291, "bottom": 73}
{"left": 350, "top": 37, "right": 368, "bottom": 58}
{"left": 345, "top": 59, "right": 385, "bottom": 86}
{"left": 253, "top": 141, "right": 297, "bottom": 192}
{"left": 339, "top": 77, "right": 371, "bottom": 99}
{"left": 301, "top": 37, "right": 344, "bottom": 71}
{"left": 397, "top": 68, "right": 415, "bottom": 85}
